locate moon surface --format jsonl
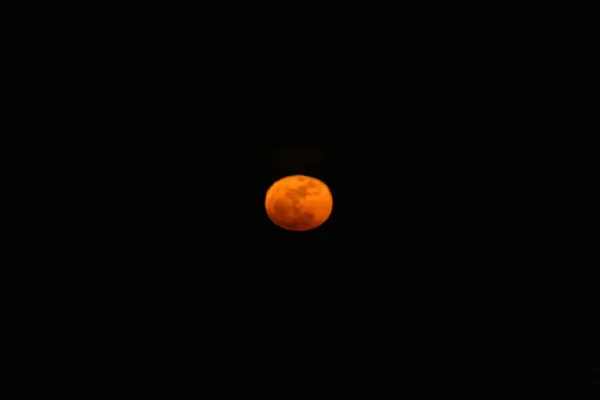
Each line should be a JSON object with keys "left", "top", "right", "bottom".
{"left": 265, "top": 175, "right": 333, "bottom": 231}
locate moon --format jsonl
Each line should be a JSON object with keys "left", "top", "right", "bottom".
{"left": 265, "top": 175, "right": 333, "bottom": 231}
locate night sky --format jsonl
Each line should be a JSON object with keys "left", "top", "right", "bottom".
{"left": 76, "top": 6, "right": 598, "bottom": 398}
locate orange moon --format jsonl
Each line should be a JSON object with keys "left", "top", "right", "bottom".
{"left": 265, "top": 175, "right": 333, "bottom": 231}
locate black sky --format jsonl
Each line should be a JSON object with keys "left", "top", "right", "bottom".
{"left": 74, "top": 6, "right": 599, "bottom": 398}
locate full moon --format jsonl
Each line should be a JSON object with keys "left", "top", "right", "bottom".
{"left": 265, "top": 175, "right": 333, "bottom": 231}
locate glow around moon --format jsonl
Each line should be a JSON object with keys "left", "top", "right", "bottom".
{"left": 265, "top": 175, "right": 333, "bottom": 231}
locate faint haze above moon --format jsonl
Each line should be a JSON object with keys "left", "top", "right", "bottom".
{"left": 269, "top": 145, "right": 326, "bottom": 170}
